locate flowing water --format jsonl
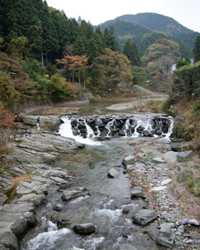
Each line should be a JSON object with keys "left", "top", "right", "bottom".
{"left": 21, "top": 100, "right": 171, "bottom": 250}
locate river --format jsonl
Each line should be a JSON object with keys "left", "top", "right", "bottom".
{"left": 21, "top": 99, "right": 171, "bottom": 250}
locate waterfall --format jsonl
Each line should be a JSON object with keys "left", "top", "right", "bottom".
{"left": 59, "top": 116, "right": 101, "bottom": 145}
{"left": 59, "top": 115, "right": 174, "bottom": 144}
{"left": 105, "top": 119, "right": 115, "bottom": 137}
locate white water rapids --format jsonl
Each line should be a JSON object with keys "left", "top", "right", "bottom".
{"left": 59, "top": 115, "right": 174, "bottom": 145}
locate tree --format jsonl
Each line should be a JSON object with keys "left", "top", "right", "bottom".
{"left": 93, "top": 48, "right": 132, "bottom": 93}
{"left": 56, "top": 55, "right": 89, "bottom": 87}
{"left": 46, "top": 74, "right": 77, "bottom": 100}
{"left": 194, "top": 35, "right": 200, "bottom": 62}
{"left": 104, "top": 27, "right": 120, "bottom": 51}
{"left": 132, "top": 66, "right": 146, "bottom": 86}
{"left": 123, "top": 38, "right": 141, "bottom": 66}
{"left": 0, "top": 107, "right": 18, "bottom": 147}
{"left": 0, "top": 71, "right": 20, "bottom": 109}
{"left": 176, "top": 57, "right": 191, "bottom": 69}
{"left": 0, "top": 52, "right": 40, "bottom": 106}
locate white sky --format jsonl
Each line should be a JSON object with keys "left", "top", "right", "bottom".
{"left": 46, "top": 0, "right": 200, "bottom": 33}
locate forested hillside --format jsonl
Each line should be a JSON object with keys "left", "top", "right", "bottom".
{"left": 98, "top": 17, "right": 193, "bottom": 57}
{"left": 1, "top": 0, "right": 200, "bottom": 116}
{"left": 119, "top": 13, "right": 200, "bottom": 50}
{"left": 1, "top": 0, "right": 143, "bottom": 112}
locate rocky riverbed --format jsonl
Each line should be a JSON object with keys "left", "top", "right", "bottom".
{"left": 0, "top": 113, "right": 200, "bottom": 250}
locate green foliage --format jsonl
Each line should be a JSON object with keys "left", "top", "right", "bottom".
{"left": 192, "top": 99, "right": 200, "bottom": 116}
{"left": 132, "top": 66, "right": 146, "bottom": 86}
{"left": 194, "top": 35, "right": 200, "bottom": 63}
{"left": 176, "top": 57, "right": 191, "bottom": 69}
{"left": 123, "top": 38, "right": 141, "bottom": 66}
{"left": 173, "top": 122, "right": 194, "bottom": 141}
{"left": 173, "top": 61, "right": 200, "bottom": 98}
{"left": 20, "top": 59, "right": 44, "bottom": 82}
{"left": 92, "top": 48, "right": 132, "bottom": 94}
{"left": 104, "top": 26, "right": 120, "bottom": 52}
{"left": 181, "top": 170, "right": 200, "bottom": 196}
{"left": 162, "top": 96, "right": 176, "bottom": 114}
{"left": 119, "top": 13, "right": 199, "bottom": 51}
{"left": 142, "top": 39, "right": 180, "bottom": 64}
{"left": 47, "top": 74, "right": 77, "bottom": 100}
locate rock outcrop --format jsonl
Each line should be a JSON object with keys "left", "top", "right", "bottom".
{"left": 0, "top": 114, "right": 84, "bottom": 249}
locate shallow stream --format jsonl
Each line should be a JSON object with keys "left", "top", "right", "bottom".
{"left": 21, "top": 100, "right": 170, "bottom": 250}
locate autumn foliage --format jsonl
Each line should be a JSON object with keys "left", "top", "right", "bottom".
{"left": 56, "top": 55, "right": 89, "bottom": 85}
{"left": 0, "top": 108, "right": 17, "bottom": 128}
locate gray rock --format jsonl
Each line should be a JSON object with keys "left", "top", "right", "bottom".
{"left": 133, "top": 209, "right": 157, "bottom": 226}
{"left": 0, "top": 222, "right": 13, "bottom": 235}
{"left": 177, "top": 150, "right": 193, "bottom": 162}
{"left": 188, "top": 219, "right": 199, "bottom": 226}
{"left": 108, "top": 168, "right": 119, "bottom": 178}
{"left": 161, "top": 179, "right": 172, "bottom": 186}
{"left": 62, "top": 190, "right": 82, "bottom": 201}
{"left": 73, "top": 223, "right": 96, "bottom": 234}
{"left": 131, "top": 187, "right": 143, "bottom": 199}
{"left": 49, "top": 176, "right": 69, "bottom": 185}
{"left": 0, "top": 211, "right": 21, "bottom": 223}
{"left": 0, "top": 231, "right": 19, "bottom": 250}
{"left": 126, "top": 165, "right": 134, "bottom": 171}
{"left": 163, "top": 151, "right": 178, "bottom": 163}
{"left": 122, "top": 207, "right": 129, "bottom": 214}
{"left": 11, "top": 218, "right": 28, "bottom": 238}
{"left": 0, "top": 243, "right": 10, "bottom": 249}
{"left": 152, "top": 157, "right": 165, "bottom": 164}
{"left": 123, "top": 155, "right": 135, "bottom": 166}
{"left": 23, "top": 212, "right": 37, "bottom": 227}
{"left": 16, "top": 180, "right": 49, "bottom": 195}
{"left": 0, "top": 193, "right": 8, "bottom": 205}
{"left": 178, "top": 219, "right": 188, "bottom": 225}
{"left": 120, "top": 244, "right": 138, "bottom": 250}
{"left": 156, "top": 223, "right": 175, "bottom": 249}
{"left": 21, "top": 115, "right": 60, "bottom": 131}
{"left": 2, "top": 202, "right": 35, "bottom": 213}
{"left": 17, "top": 133, "right": 84, "bottom": 155}
{"left": 53, "top": 203, "right": 64, "bottom": 211}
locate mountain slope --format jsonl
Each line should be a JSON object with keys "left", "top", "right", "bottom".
{"left": 98, "top": 17, "right": 192, "bottom": 57}
{"left": 119, "top": 13, "right": 192, "bottom": 34}
{"left": 118, "top": 13, "right": 199, "bottom": 49}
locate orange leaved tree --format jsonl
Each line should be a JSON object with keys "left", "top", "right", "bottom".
{"left": 56, "top": 55, "right": 89, "bottom": 89}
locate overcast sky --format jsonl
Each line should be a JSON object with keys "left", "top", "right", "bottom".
{"left": 46, "top": 0, "right": 200, "bottom": 32}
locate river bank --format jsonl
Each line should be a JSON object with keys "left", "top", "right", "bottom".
{"left": 0, "top": 101, "right": 200, "bottom": 249}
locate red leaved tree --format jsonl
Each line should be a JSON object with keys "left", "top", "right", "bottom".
{"left": 0, "top": 107, "right": 18, "bottom": 147}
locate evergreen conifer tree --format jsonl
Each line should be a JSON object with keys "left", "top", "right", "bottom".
{"left": 123, "top": 38, "right": 141, "bottom": 66}
{"left": 194, "top": 35, "right": 200, "bottom": 62}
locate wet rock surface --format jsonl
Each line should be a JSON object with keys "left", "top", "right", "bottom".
{"left": 0, "top": 113, "right": 200, "bottom": 250}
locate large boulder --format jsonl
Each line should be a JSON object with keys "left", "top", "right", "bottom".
{"left": 176, "top": 150, "right": 193, "bottom": 162}
{"left": 20, "top": 115, "right": 61, "bottom": 131}
{"left": 132, "top": 209, "right": 157, "bottom": 226}
{"left": 11, "top": 218, "right": 28, "bottom": 238}
{"left": 0, "top": 231, "right": 19, "bottom": 250}
{"left": 156, "top": 223, "right": 175, "bottom": 249}
{"left": 73, "top": 223, "right": 96, "bottom": 234}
